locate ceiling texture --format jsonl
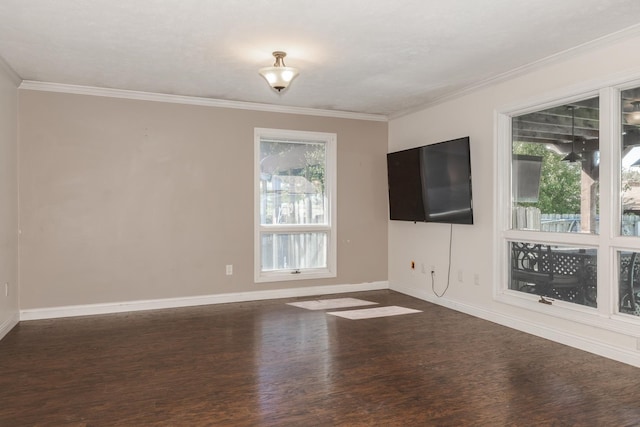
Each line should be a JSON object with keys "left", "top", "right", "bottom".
{"left": 1, "top": 0, "right": 640, "bottom": 118}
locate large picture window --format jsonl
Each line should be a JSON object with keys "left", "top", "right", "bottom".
{"left": 499, "top": 82, "right": 640, "bottom": 324}
{"left": 254, "top": 128, "right": 336, "bottom": 282}
{"left": 617, "top": 87, "right": 640, "bottom": 317}
{"left": 620, "top": 86, "right": 640, "bottom": 237}
{"left": 508, "top": 97, "right": 601, "bottom": 309}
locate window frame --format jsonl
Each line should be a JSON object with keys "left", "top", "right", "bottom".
{"left": 254, "top": 127, "right": 337, "bottom": 283}
{"left": 494, "top": 79, "right": 640, "bottom": 335}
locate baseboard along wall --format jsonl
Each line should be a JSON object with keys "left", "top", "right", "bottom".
{"left": 19, "top": 281, "right": 390, "bottom": 321}
{"left": 389, "top": 281, "right": 640, "bottom": 369}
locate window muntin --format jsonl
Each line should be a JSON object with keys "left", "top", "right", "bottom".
{"left": 511, "top": 98, "right": 600, "bottom": 234}
{"left": 255, "top": 129, "right": 336, "bottom": 282}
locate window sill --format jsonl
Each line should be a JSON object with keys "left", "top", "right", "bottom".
{"left": 255, "top": 268, "right": 336, "bottom": 283}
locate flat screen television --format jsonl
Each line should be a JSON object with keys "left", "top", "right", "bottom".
{"left": 387, "top": 136, "right": 473, "bottom": 225}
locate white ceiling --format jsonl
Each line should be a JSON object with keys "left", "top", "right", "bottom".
{"left": 1, "top": 1, "right": 640, "bottom": 117}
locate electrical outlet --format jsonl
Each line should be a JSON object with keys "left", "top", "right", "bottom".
{"left": 457, "top": 269, "right": 463, "bottom": 282}
{"left": 226, "top": 265, "right": 233, "bottom": 275}
{"left": 421, "top": 263, "right": 426, "bottom": 274}
{"left": 474, "top": 273, "right": 480, "bottom": 286}
{"left": 4, "top": 283, "right": 7, "bottom": 297}
{"left": 430, "top": 265, "right": 435, "bottom": 274}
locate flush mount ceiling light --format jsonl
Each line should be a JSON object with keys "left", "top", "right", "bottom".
{"left": 258, "top": 51, "right": 299, "bottom": 92}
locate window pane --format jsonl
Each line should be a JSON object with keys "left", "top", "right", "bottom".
{"left": 509, "top": 241, "right": 597, "bottom": 307}
{"left": 512, "top": 98, "right": 600, "bottom": 233}
{"left": 620, "top": 87, "right": 640, "bottom": 236}
{"left": 261, "top": 232, "right": 327, "bottom": 271}
{"left": 260, "top": 140, "right": 327, "bottom": 226}
{"left": 618, "top": 251, "right": 640, "bottom": 316}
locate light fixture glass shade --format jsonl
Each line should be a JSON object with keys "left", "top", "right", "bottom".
{"left": 259, "top": 51, "right": 299, "bottom": 92}
{"left": 259, "top": 66, "right": 299, "bottom": 91}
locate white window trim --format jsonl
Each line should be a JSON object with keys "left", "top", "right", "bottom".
{"left": 254, "top": 127, "right": 337, "bottom": 283}
{"left": 493, "top": 74, "right": 640, "bottom": 336}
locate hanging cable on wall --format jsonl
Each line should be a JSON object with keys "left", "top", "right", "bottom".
{"left": 432, "top": 223, "right": 454, "bottom": 297}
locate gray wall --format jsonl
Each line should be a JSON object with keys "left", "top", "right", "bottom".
{"left": 0, "top": 58, "right": 19, "bottom": 335}
{"left": 18, "top": 90, "right": 389, "bottom": 309}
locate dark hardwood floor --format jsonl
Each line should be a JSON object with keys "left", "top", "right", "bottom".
{"left": 1, "top": 290, "right": 639, "bottom": 426}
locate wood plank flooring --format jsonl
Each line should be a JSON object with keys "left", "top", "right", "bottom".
{"left": 1, "top": 290, "right": 639, "bottom": 426}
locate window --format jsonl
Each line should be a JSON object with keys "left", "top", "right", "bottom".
{"left": 512, "top": 98, "right": 600, "bottom": 235}
{"left": 509, "top": 241, "right": 597, "bottom": 307}
{"left": 499, "top": 82, "right": 640, "bottom": 327}
{"left": 618, "top": 250, "right": 640, "bottom": 316}
{"left": 617, "top": 86, "right": 640, "bottom": 317}
{"left": 254, "top": 128, "right": 336, "bottom": 282}
{"left": 620, "top": 86, "right": 640, "bottom": 236}
{"left": 507, "top": 97, "right": 601, "bottom": 309}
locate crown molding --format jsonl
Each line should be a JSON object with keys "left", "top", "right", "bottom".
{"left": 391, "top": 22, "right": 640, "bottom": 119}
{"left": 18, "top": 80, "right": 388, "bottom": 122}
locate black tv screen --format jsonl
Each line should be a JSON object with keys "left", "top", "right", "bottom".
{"left": 387, "top": 137, "right": 473, "bottom": 225}
{"left": 387, "top": 146, "right": 426, "bottom": 222}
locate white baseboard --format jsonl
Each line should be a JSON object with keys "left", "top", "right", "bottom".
{"left": 19, "top": 281, "right": 390, "bottom": 321}
{"left": 390, "top": 281, "right": 640, "bottom": 368}
{"left": 0, "top": 312, "right": 19, "bottom": 340}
